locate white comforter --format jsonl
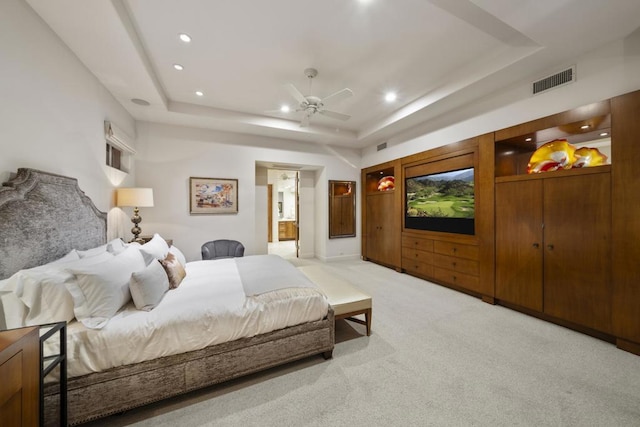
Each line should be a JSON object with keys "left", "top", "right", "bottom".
{"left": 51, "top": 256, "right": 328, "bottom": 378}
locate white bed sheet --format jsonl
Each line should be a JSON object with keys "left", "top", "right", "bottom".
{"left": 50, "top": 257, "right": 329, "bottom": 378}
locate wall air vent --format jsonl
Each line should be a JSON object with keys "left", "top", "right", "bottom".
{"left": 377, "top": 142, "right": 388, "bottom": 151}
{"left": 532, "top": 66, "right": 576, "bottom": 95}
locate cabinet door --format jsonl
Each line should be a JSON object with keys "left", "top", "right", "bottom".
{"left": 543, "top": 173, "right": 612, "bottom": 332}
{"left": 366, "top": 193, "right": 395, "bottom": 264}
{"left": 495, "top": 180, "right": 544, "bottom": 311}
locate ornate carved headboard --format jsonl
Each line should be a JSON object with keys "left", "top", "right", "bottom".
{"left": 0, "top": 168, "right": 107, "bottom": 279}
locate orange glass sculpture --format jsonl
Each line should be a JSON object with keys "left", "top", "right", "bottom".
{"left": 572, "top": 147, "right": 608, "bottom": 168}
{"left": 527, "top": 139, "right": 576, "bottom": 174}
{"left": 377, "top": 176, "right": 395, "bottom": 191}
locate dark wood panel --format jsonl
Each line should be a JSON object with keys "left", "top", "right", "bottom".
{"left": 611, "top": 89, "right": 640, "bottom": 344}
{"left": 433, "top": 253, "right": 478, "bottom": 276}
{"left": 401, "top": 247, "right": 434, "bottom": 265}
{"left": 433, "top": 267, "right": 480, "bottom": 291}
{"left": 477, "top": 133, "right": 496, "bottom": 297}
{"left": 433, "top": 240, "right": 479, "bottom": 260}
{"left": 495, "top": 180, "right": 544, "bottom": 311}
{"left": 0, "top": 327, "right": 39, "bottom": 427}
{"left": 543, "top": 173, "right": 612, "bottom": 333}
{"left": 401, "top": 235, "right": 434, "bottom": 252}
{"left": 402, "top": 259, "right": 434, "bottom": 278}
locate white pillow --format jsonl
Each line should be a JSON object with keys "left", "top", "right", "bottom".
{"left": 19, "top": 251, "right": 106, "bottom": 326}
{"left": 0, "top": 289, "right": 27, "bottom": 330}
{"left": 129, "top": 261, "right": 169, "bottom": 311}
{"left": 66, "top": 246, "right": 146, "bottom": 329}
{"left": 55, "top": 250, "right": 80, "bottom": 263}
{"left": 2, "top": 251, "right": 114, "bottom": 327}
{"left": 140, "top": 234, "right": 170, "bottom": 265}
{"left": 77, "top": 243, "right": 108, "bottom": 258}
{"left": 106, "top": 238, "right": 129, "bottom": 255}
{"left": 168, "top": 245, "right": 187, "bottom": 267}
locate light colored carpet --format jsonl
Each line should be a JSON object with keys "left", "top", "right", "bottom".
{"left": 85, "top": 258, "right": 640, "bottom": 426}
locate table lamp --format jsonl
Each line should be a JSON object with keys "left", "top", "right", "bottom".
{"left": 116, "top": 187, "right": 154, "bottom": 243}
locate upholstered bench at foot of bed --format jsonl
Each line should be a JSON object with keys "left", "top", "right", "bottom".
{"left": 298, "top": 265, "right": 372, "bottom": 336}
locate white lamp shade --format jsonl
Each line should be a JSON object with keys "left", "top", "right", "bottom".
{"left": 116, "top": 188, "right": 154, "bottom": 207}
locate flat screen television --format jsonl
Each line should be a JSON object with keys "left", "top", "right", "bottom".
{"left": 405, "top": 167, "right": 475, "bottom": 235}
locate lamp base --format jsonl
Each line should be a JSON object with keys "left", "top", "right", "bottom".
{"left": 130, "top": 207, "right": 143, "bottom": 243}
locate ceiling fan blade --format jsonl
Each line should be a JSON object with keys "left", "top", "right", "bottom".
{"left": 318, "top": 109, "right": 351, "bottom": 121}
{"left": 285, "top": 83, "right": 307, "bottom": 104}
{"left": 321, "top": 88, "right": 353, "bottom": 105}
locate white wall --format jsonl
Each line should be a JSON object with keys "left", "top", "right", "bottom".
{"left": 362, "top": 28, "right": 640, "bottom": 167}
{"left": 134, "top": 122, "right": 361, "bottom": 262}
{"left": 0, "top": 0, "right": 136, "bottom": 240}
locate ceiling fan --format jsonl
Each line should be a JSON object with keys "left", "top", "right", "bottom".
{"left": 285, "top": 68, "right": 353, "bottom": 127}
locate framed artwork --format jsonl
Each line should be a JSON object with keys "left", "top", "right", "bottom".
{"left": 189, "top": 177, "right": 238, "bottom": 214}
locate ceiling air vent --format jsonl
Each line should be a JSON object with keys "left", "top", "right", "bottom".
{"left": 377, "top": 142, "right": 388, "bottom": 151}
{"left": 532, "top": 66, "right": 576, "bottom": 95}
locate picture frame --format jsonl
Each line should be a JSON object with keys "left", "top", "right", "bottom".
{"left": 189, "top": 177, "right": 238, "bottom": 214}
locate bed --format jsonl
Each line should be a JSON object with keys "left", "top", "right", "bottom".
{"left": 0, "top": 168, "right": 334, "bottom": 425}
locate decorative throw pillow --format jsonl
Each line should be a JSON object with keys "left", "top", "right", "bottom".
{"left": 129, "top": 261, "right": 170, "bottom": 311}
{"left": 168, "top": 245, "right": 187, "bottom": 267}
{"left": 140, "top": 234, "right": 170, "bottom": 265}
{"left": 160, "top": 252, "right": 186, "bottom": 289}
{"left": 66, "top": 246, "right": 146, "bottom": 329}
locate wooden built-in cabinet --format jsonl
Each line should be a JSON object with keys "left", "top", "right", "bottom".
{"left": 278, "top": 221, "right": 296, "bottom": 241}
{"left": 402, "top": 233, "right": 480, "bottom": 293}
{"left": 496, "top": 169, "right": 612, "bottom": 333}
{"left": 0, "top": 326, "right": 40, "bottom": 427}
{"left": 362, "top": 89, "right": 640, "bottom": 355}
{"left": 611, "top": 90, "right": 640, "bottom": 354}
{"left": 361, "top": 160, "right": 401, "bottom": 270}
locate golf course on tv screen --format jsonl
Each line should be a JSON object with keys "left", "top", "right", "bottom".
{"left": 405, "top": 167, "right": 475, "bottom": 235}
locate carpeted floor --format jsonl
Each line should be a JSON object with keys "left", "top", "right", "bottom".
{"left": 84, "top": 258, "right": 640, "bottom": 426}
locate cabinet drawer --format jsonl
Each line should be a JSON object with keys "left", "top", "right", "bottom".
{"left": 433, "top": 253, "right": 478, "bottom": 276}
{"left": 403, "top": 258, "right": 434, "bottom": 278}
{"left": 433, "top": 241, "right": 478, "bottom": 260}
{"left": 401, "top": 247, "right": 434, "bottom": 265}
{"left": 433, "top": 267, "right": 479, "bottom": 290}
{"left": 402, "top": 235, "right": 434, "bottom": 252}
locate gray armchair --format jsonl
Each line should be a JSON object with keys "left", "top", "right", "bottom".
{"left": 201, "top": 239, "right": 245, "bottom": 260}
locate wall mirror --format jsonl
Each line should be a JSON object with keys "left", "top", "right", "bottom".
{"left": 329, "top": 180, "right": 356, "bottom": 238}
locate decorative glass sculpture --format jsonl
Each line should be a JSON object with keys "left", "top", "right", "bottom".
{"left": 527, "top": 139, "right": 576, "bottom": 174}
{"left": 572, "top": 147, "right": 608, "bottom": 168}
{"left": 377, "top": 176, "right": 395, "bottom": 191}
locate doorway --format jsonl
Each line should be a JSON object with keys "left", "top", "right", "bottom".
{"left": 267, "top": 170, "right": 299, "bottom": 259}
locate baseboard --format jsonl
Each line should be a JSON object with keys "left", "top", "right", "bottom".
{"left": 324, "top": 254, "right": 362, "bottom": 262}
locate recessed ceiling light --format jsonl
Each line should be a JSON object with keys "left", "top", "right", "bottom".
{"left": 131, "top": 98, "right": 150, "bottom": 106}
{"left": 580, "top": 124, "right": 590, "bottom": 130}
{"left": 600, "top": 132, "right": 609, "bottom": 136}
{"left": 280, "top": 105, "right": 290, "bottom": 113}
{"left": 385, "top": 92, "right": 397, "bottom": 102}
{"left": 525, "top": 137, "right": 533, "bottom": 142}
{"left": 195, "top": 91, "right": 204, "bottom": 97}
{"left": 179, "top": 33, "right": 191, "bottom": 43}
{"left": 173, "top": 64, "right": 184, "bottom": 71}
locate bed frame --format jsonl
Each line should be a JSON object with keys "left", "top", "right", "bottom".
{"left": 0, "top": 168, "right": 334, "bottom": 425}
